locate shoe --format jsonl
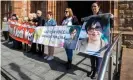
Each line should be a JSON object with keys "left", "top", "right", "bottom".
{"left": 8, "top": 41, "right": 13, "bottom": 44}
{"left": 47, "top": 56, "right": 54, "bottom": 61}
{"left": 90, "top": 69, "right": 97, "bottom": 79}
{"left": 66, "top": 60, "right": 72, "bottom": 70}
{"left": 87, "top": 70, "right": 93, "bottom": 77}
{"left": 27, "top": 50, "right": 32, "bottom": 53}
{"left": 44, "top": 56, "right": 49, "bottom": 59}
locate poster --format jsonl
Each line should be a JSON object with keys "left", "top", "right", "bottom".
{"left": 9, "top": 21, "right": 34, "bottom": 44}
{"left": 33, "top": 25, "right": 81, "bottom": 49}
{"left": 33, "top": 26, "right": 54, "bottom": 45}
{"left": 64, "top": 25, "right": 81, "bottom": 49}
{"left": 77, "top": 13, "right": 111, "bottom": 57}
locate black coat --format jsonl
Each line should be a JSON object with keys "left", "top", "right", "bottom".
{"left": 36, "top": 16, "right": 45, "bottom": 26}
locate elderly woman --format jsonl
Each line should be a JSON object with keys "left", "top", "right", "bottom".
{"left": 22, "top": 16, "right": 29, "bottom": 51}
{"left": 44, "top": 11, "right": 57, "bottom": 61}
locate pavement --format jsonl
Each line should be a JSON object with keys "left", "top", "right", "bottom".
{"left": 1, "top": 38, "right": 109, "bottom": 80}
{"left": 120, "top": 48, "right": 133, "bottom": 80}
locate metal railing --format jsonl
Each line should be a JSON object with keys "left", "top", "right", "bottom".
{"left": 97, "top": 32, "right": 122, "bottom": 80}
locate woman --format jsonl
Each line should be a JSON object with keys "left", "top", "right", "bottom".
{"left": 44, "top": 11, "right": 57, "bottom": 61}
{"left": 61, "top": 8, "right": 79, "bottom": 70}
{"left": 22, "top": 16, "right": 29, "bottom": 52}
{"left": 87, "top": 2, "right": 109, "bottom": 79}
{"left": 28, "top": 13, "right": 37, "bottom": 53}
{"left": 2, "top": 17, "right": 9, "bottom": 41}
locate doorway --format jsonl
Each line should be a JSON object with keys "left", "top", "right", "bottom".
{"left": 67, "top": 1, "right": 95, "bottom": 24}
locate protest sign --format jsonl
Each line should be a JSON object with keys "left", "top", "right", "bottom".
{"left": 77, "top": 13, "right": 111, "bottom": 57}
{"left": 9, "top": 21, "right": 34, "bottom": 44}
{"left": 33, "top": 25, "right": 81, "bottom": 49}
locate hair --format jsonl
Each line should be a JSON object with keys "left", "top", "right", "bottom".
{"left": 92, "top": 2, "right": 100, "bottom": 7}
{"left": 23, "top": 16, "right": 29, "bottom": 22}
{"left": 47, "top": 11, "right": 53, "bottom": 16}
{"left": 65, "top": 8, "right": 73, "bottom": 17}
{"left": 11, "top": 13, "right": 18, "bottom": 20}
{"left": 32, "top": 13, "right": 37, "bottom": 18}
{"left": 69, "top": 27, "right": 77, "bottom": 34}
{"left": 85, "top": 19, "right": 102, "bottom": 33}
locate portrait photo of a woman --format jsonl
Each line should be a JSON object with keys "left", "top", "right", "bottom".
{"left": 78, "top": 19, "right": 108, "bottom": 57}
{"left": 64, "top": 26, "right": 80, "bottom": 50}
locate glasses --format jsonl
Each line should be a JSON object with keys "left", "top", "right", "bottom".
{"left": 88, "top": 28, "right": 101, "bottom": 32}
{"left": 65, "top": 11, "right": 69, "bottom": 13}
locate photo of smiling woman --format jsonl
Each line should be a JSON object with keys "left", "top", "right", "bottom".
{"left": 77, "top": 18, "right": 108, "bottom": 79}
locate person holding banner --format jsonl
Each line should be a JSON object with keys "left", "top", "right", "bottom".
{"left": 85, "top": 2, "right": 111, "bottom": 79}
{"left": 2, "top": 17, "right": 9, "bottom": 41}
{"left": 9, "top": 14, "right": 22, "bottom": 49}
{"left": 61, "top": 8, "right": 79, "bottom": 70}
{"left": 36, "top": 10, "right": 45, "bottom": 56}
{"left": 27, "top": 13, "right": 37, "bottom": 53}
{"left": 43, "top": 11, "right": 57, "bottom": 61}
{"left": 86, "top": 2, "right": 103, "bottom": 79}
{"left": 22, "top": 16, "right": 30, "bottom": 51}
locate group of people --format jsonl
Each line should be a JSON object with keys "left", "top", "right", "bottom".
{"left": 2, "top": 2, "right": 113, "bottom": 79}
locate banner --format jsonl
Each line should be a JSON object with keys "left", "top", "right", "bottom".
{"left": 77, "top": 13, "right": 111, "bottom": 57}
{"left": 33, "top": 26, "right": 54, "bottom": 45}
{"left": 33, "top": 26, "right": 81, "bottom": 49}
{"left": 9, "top": 21, "right": 34, "bottom": 44}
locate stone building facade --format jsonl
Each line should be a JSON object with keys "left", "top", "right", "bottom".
{"left": 1, "top": 1, "right": 114, "bottom": 25}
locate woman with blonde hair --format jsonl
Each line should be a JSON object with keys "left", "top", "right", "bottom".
{"left": 61, "top": 8, "right": 79, "bottom": 70}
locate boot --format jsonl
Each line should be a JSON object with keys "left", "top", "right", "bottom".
{"left": 66, "top": 59, "right": 72, "bottom": 70}
{"left": 90, "top": 68, "right": 97, "bottom": 79}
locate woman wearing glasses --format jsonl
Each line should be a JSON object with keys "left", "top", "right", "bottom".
{"left": 61, "top": 8, "right": 79, "bottom": 70}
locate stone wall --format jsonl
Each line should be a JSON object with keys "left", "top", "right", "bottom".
{"left": 118, "top": 1, "right": 133, "bottom": 31}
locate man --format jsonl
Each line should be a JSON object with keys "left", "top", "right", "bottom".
{"left": 36, "top": 10, "right": 45, "bottom": 56}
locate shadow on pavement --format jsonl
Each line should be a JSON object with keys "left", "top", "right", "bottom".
{"left": 9, "top": 63, "right": 32, "bottom": 80}
{"left": 2, "top": 41, "right": 92, "bottom": 79}
{"left": 23, "top": 51, "right": 92, "bottom": 80}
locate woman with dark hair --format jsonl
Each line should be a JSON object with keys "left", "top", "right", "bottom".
{"left": 86, "top": 2, "right": 113, "bottom": 79}
{"left": 61, "top": 8, "right": 79, "bottom": 70}
{"left": 88, "top": 2, "right": 103, "bottom": 79}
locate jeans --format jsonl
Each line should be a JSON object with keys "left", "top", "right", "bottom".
{"left": 65, "top": 49, "right": 73, "bottom": 61}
